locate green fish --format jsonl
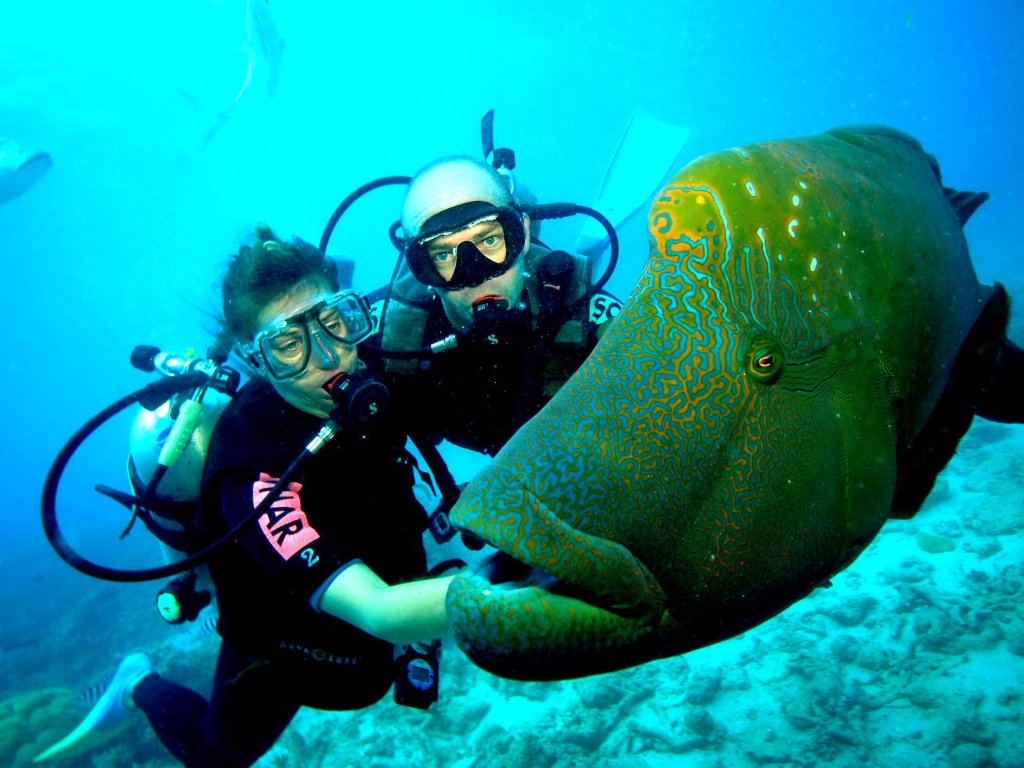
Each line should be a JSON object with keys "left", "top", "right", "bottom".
{"left": 445, "top": 125, "right": 1020, "bottom": 680}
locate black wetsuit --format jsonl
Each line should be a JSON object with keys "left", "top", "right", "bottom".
{"left": 370, "top": 280, "right": 620, "bottom": 457}
{"left": 133, "top": 379, "right": 427, "bottom": 768}
{"left": 389, "top": 293, "right": 557, "bottom": 456}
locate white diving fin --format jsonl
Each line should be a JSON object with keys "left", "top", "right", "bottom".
{"left": 575, "top": 110, "right": 691, "bottom": 258}
{"left": 32, "top": 710, "right": 131, "bottom": 763}
{"left": 34, "top": 653, "right": 152, "bottom": 763}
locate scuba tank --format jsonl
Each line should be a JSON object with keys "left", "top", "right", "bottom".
{"left": 126, "top": 389, "right": 230, "bottom": 624}
{"left": 127, "top": 390, "right": 230, "bottom": 565}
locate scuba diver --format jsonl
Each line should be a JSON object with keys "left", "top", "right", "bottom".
{"left": 367, "top": 154, "right": 622, "bottom": 459}
{"left": 316, "top": 110, "right": 670, "bottom": 546}
{"left": 38, "top": 227, "right": 455, "bottom": 767}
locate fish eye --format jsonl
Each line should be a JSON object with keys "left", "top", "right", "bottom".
{"left": 747, "top": 344, "right": 783, "bottom": 383}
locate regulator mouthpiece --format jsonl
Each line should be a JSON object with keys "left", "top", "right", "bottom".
{"left": 322, "top": 369, "right": 391, "bottom": 431}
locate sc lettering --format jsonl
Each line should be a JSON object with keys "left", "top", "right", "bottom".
{"left": 591, "top": 294, "right": 622, "bottom": 323}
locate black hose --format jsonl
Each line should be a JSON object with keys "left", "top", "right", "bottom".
{"left": 319, "top": 175, "right": 411, "bottom": 254}
{"left": 41, "top": 377, "right": 327, "bottom": 583}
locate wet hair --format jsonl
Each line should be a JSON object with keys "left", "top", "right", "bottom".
{"left": 219, "top": 224, "right": 339, "bottom": 344}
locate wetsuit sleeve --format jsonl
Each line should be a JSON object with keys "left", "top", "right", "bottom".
{"left": 214, "top": 470, "right": 358, "bottom": 600}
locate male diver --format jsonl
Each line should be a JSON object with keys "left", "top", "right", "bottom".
{"left": 368, "top": 155, "right": 622, "bottom": 458}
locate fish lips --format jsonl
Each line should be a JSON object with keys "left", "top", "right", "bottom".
{"left": 454, "top": 518, "right": 661, "bottom": 619}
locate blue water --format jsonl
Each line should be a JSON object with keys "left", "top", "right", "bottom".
{"left": 1, "top": 1, "right": 1022, "bottom": 766}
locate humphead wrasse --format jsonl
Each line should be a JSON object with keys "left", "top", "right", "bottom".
{"left": 445, "top": 125, "right": 1022, "bottom": 680}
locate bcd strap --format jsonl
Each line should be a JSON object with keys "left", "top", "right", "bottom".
{"left": 411, "top": 434, "right": 464, "bottom": 545}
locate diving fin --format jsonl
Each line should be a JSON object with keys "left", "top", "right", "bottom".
{"left": 575, "top": 110, "right": 691, "bottom": 258}
{"left": 33, "top": 653, "right": 152, "bottom": 763}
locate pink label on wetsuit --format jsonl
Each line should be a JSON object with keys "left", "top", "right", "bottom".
{"left": 252, "top": 473, "right": 321, "bottom": 561}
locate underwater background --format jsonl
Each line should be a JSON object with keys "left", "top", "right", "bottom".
{"left": 1, "top": 0, "right": 1022, "bottom": 766}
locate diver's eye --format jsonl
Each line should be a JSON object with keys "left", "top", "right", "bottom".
{"left": 270, "top": 335, "right": 304, "bottom": 360}
{"left": 477, "top": 230, "right": 506, "bottom": 254}
{"left": 429, "top": 248, "right": 456, "bottom": 264}
{"left": 319, "top": 309, "right": 346, "bottom": 334}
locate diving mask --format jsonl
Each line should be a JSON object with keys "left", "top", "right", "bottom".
{"left": 404, "top": 203, "right": 527, "bottom": 290}
{"left": 243, "top": 290, "right": 373, "bottom": 380}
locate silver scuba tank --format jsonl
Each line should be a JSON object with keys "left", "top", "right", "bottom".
{"left": 128, "top": 391, "right": 229, "bottom": 624}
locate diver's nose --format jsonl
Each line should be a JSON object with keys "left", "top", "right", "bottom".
{"left": 308, "top": 327, "right": 346, "bottom": 370}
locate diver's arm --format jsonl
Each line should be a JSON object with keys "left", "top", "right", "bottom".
{"left": 319, "top": 563, "right": 454, "bottom": 645}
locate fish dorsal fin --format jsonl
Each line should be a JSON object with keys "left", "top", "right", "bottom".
{"left": 942, "top": 186, "right": 989, "bottom": 226}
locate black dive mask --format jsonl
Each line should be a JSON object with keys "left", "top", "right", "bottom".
{"left": 404, "top": 205, "right": 527, "bottom": 290}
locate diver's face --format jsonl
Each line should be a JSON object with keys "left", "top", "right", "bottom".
{"left": 436, "top": 218, "right": 530, "bottom": 330}
{"left": 255, "top": 283, "right": 358, "bottom": 418}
